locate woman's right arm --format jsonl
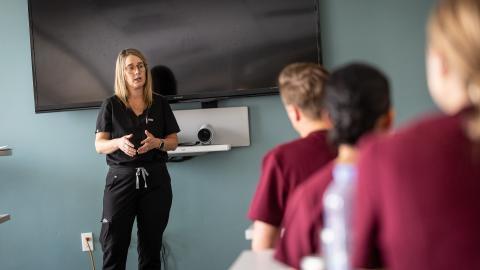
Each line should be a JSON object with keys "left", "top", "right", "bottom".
{"left": 95, "top": 132, "right": 136, "bottom": 157}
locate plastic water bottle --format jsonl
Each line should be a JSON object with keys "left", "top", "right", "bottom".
{"left": 321, "top": 164, "right": 356, "bottom": 270}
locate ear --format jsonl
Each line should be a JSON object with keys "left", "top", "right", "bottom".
{"left": 293, "top": 106, "right": 302, "bottom": 122}
{"left": 321, "top": 109, "right": 333, "bottom": 128}
{"left": 385, "top": 109, "right": 395, "bottom": 130}
{"left": 428, "top": 47, "right": 449, "bottom": 78}
{"left": 376, "top": 108, "right": 395, "bottom": 131}
{"left": 284, "top": 104, "right": 301, "bottom": 122}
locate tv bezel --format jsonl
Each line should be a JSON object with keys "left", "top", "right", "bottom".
{"left": 28, "top": 0, "right": 322, "bottom": 113}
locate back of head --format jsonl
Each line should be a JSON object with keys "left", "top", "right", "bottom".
{"left": 325, "top": 63, "right": 391, "bottom": 145}
{"left": 428, "top": 0, "right": 480, "bottom": 140}
{"left": 278, "top": 63, "right": 329, "bottom": 119}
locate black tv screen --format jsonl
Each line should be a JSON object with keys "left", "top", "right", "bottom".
{"left": 28, "top": 0, "right": 321, "bottom": 112}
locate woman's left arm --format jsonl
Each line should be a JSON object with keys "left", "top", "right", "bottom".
{"left": 161, "top": 133, "right": 178, "bottom": 151}
{"left": 137, "top": 131, "right": 178, "bottom": 154}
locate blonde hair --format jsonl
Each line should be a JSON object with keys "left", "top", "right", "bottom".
{"left": 428, "top": 0, "right": 480, "bottom": 140}
{"left": 114, "top": 48, "right": 153, "bottom": 108}
{"left": 278, "top": 63, "right": 329, "bottom": 119}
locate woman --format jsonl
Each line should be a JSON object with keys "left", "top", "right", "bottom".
{"left": 95, "top": 48, "right": 179, "bottom": 270}
{"left": 353, "top": 0, "right": 480, "bottom": 269}
{"left": 274, "top": 63, "right": 392, "bottom": 269}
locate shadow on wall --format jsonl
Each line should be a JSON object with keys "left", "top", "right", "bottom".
{"left": 151, "top": 65, "right": 178, "bottom": 96}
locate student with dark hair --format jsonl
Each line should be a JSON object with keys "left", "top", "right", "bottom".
{"left": 274, "top": 63, "right": 393, "bottom": 269}
{"left": 248, "top": 63, "right": 337, "bottom": 250}
{"left": 353, "top": 0, "right": 480, "bottom": 269}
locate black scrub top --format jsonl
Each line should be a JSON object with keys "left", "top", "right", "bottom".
{"left": 96, "top": 93, "right": 180, "bottom": 167}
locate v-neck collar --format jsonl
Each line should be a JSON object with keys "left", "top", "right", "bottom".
{"left": 130, "top": 108, "right": 146, "bottom": 118}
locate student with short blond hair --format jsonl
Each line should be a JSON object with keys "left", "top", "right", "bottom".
{"left": 248, "top": 63, "right": 336, "bottom": 250}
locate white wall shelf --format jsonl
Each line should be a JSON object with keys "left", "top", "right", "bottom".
{"left": 173, "top": 107, "right": 250, "bottom": 147}
{"left": 168, "top": 106, "right": 248, "bottom": 160}
{"left": 168, "top": 144, "right": 231, "bottom": 157}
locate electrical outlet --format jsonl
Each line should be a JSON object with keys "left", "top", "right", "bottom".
{"left": 81, "top": 232, "right": 94, "bottom": 252}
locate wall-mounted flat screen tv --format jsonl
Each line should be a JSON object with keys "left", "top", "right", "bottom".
{"left": 28, "top": 0, "right": 321, "bottom": 112}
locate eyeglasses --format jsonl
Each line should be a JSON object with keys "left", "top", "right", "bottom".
{"left": 125, "top": 63, "right": 146, "bottom": 74}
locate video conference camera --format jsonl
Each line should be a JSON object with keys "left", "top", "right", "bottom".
{"left": 197, "top": 124, "right": 214, "bottom": 145}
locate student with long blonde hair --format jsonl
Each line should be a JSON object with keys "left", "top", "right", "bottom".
{"left": 353, "top": 0, "right": 480, "bottom": 269}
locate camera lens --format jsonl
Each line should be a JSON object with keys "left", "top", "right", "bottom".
{"left": 198, "top": 129, "right": 211, "bottom": 143}
{"left": 197, "top": 124, "right": 214, "bottom": 144}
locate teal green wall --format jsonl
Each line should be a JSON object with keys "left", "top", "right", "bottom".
{"left": 0, "top": 0, "right": 434, "bottom": 269}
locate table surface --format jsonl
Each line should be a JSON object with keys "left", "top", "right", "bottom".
{"left": 0, "top": 214, "right": 10, "bottom": 224}
{"left": 229, "top": 250, "right": 291, "bottom": 270}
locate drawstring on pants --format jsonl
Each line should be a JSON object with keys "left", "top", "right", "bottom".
{"left": 136, "top": 167, "right": 149, "bottom": 189}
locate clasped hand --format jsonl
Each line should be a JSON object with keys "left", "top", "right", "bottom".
{"left": 118, "top": 131, "right": 160, "bottom": 157}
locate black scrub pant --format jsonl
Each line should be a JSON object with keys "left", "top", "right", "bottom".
{"left": 100, "top": 163, "right": 172, "bottom": 270}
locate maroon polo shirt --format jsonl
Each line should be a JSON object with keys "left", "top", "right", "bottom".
{"left": 353, "top": 109, "right": 480, "bottom": 270}
{"left": 274, "top": 162, "right": 335, "bottom": 269}
{"left": 247, "top": 130, "right": 336, "bottom": 227}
